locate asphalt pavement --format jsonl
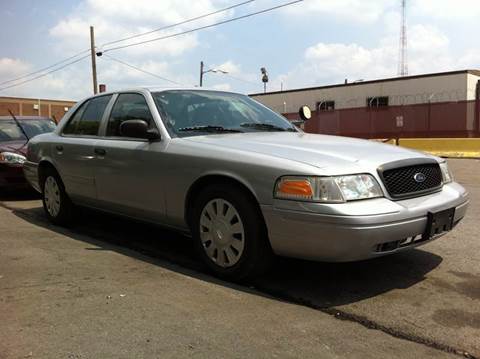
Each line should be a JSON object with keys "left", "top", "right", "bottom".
{"left": 0, "top": 159, "right": 479, "bottom": 358}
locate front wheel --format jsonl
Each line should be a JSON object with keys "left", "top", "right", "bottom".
{"left": 41, "top": 169, "right": 73, "bottom": 226}
{"left": 191, "top": 184, "right": 273, "bottom": 281}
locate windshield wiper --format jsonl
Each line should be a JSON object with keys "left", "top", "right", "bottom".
{"left": 240, "top": 123, "right": 296, "bottom": 132}
{"left": 178, "top": 125, "right": 242, "bottom": 133}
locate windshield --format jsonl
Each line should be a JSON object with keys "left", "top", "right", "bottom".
{"left": 152, "top": 90, "right": 296, "bottom": 137}
{"left": 0, "top": 119, "right": 56, "bottom": 142}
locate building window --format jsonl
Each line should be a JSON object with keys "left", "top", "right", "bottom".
{"left": 367, "top": 96, "right": 389, "bottom": 107}
{"left": 316, "top": 101, "right": 335, "bottom": 111}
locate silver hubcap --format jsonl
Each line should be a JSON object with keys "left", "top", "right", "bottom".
{"left": 44, "top": 176, "right": 61, "bottom": 218}
{"left": 199, "top": 199, "right": 245, "bottom": 268}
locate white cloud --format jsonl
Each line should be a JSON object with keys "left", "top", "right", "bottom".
{"left": 0, "top": 58, "right": 31, "bottom": 80}
{"left": 3, "top": 0, "right": 480, "bottom": 100}
{"left": 97, "top": 57, "right": 195, "bottom": 89}
{"left": 272, "top": 23, "right": 472, "bottom": 92}
{"left": 282, "top": 0, "right": 397, "bottom": 23}
{"left": 0, "top": 59, "right": 91, "bottom": 100}
{"left": 203, "top": 60, "right": 258, "bottom": 92}
{"left": 212, "top": 83, "right": 231, "bottom": 91}
{"left": 49, "top": 0, "right": 231, "bottom": 57}
{"left": 412, "top": 0, "right": 480, "bottom": 19}
{"left": 2, "top": 0, "right": 233, "bottom": 99}
{"left": 281, "top": 0, "right": 480, "bottom": 22}
{"left": 213, "top": 60, "right": 240, "bottom": 74}
{"left": 87, "top": 0, "right": 227, "bottom": 24}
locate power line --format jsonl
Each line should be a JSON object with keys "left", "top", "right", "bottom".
{"left": 221, "top": 72, "right": 259, "bottom": 86}
{"left": 101, "top": 54, "right": 186, "bottom": 86}
{"left": 100, "top": 0, "right": 255, "bottom": 48}
{"left": 102, "top": 0, "right": 303, "bottom": 53}
{"left": 0, "top": 49, "right": 90, "bottom": 87}
{"left": 0, "top": 54, "right": 90, "bottom": 92}
{"left": 0, "top": 1, "right": 302, "bottom": 93}
{"left": 0, "top": 1, "right": 253, "bottom": 90}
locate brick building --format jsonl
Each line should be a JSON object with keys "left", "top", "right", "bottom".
{"left": 250, "top": 70, "right": 480, "bottom": 138}
{"left": 0, "top": 96, "right": 76, "bottom": 123}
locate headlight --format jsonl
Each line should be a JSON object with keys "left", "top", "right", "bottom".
{"left": 439, "top": 162, "right": 453, "bottom": 183}
{"left": 274, "top": 174, "right": 383, "bottom": 203}
{"left": 0, "top": 152, "right": 26, "bottom": 165}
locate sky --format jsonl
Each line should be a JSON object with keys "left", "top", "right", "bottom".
{"left": 0, "top": 0, "right": 479, "bottom": 101}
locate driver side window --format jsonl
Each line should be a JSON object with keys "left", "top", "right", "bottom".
{"left": 106, "top": 93, "right": 153, "bottom": 137}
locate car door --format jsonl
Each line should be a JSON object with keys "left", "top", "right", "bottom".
{"left": 53, "top": 95, "right": 112, "bottom": 202}
{"left": 93, "top": 92, "right": 168, "bottom": 222}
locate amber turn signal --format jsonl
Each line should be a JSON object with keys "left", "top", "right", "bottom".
{"left": 277, "top": 179, "right": 313, "bottom": 198}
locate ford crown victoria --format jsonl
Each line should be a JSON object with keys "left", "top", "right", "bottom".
{"left": 23, "top": 88, "right": 469, "bottom": 280}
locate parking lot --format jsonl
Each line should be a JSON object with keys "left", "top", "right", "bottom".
{"left": 0, "top": 158, "right": 479, "bottom": 358}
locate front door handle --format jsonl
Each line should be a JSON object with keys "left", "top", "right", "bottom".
{"left": 55, "top": 145, "right": 63, "bottom": 152}
{"left": 94, "top": 148, "right": 106, "bottom": 156}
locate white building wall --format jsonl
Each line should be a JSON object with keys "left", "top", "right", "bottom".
{"left": 467, "top": 73, "right": 480, "bottom": 100}
{"left": 251, "top": 72, "right": 471, "bottom": 114}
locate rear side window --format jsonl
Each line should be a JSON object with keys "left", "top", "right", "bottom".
{"left": 106, "top": 93, "right": 153, "bottom": 137}
{"left": 63, "top": 95, "right": 112, "bottom": 136}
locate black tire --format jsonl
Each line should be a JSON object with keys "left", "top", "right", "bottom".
{"left": 41, "top": 168, "right": 74, "bottom": 226}
{"left": 191, "top": 183, "right": 273, "bottom": 281}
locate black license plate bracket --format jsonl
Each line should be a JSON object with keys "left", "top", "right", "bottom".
{"left": 425, "top": 208, "right": 455, "bottom": 239}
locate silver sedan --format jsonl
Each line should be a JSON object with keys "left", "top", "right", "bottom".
{"left": 23, "top": 88, "right": 469, "bottom": 280}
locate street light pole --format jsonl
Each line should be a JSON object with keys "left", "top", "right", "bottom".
{"left": 261, "top": 67, "right": 268, "bottom": 94}
{"left": 199, "top": 61, "right": 228, "bottom": 87}
{"left": 199, "top": 61, "right": 204, "bottom": 87}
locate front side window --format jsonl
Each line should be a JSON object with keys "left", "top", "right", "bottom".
{"left": 106, "top": 93, "right": 153, "bottom": 137}
{"left": 152, "top": 90, "right": 296, "bottom": 137}
{"left": 63, "top": 95, "right": 111, "bottom": 136}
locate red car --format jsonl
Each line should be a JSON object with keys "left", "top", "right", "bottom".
{"left": 0, "top": 116, "right": 56, "bottom": 189}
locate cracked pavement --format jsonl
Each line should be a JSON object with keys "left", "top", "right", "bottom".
{"left": 0, "top": 159, "right": 479, "bottom": 358}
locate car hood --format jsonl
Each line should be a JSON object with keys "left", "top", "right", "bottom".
{"left": 0, "top": 140, "right": 28, "bottom": 156}
{"left": 184, "top": 132, "right": 434, "bottom": 173}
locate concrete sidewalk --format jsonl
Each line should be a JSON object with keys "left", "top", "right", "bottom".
{"left": 0, "top": 204, "right": 452, "bottom": 359}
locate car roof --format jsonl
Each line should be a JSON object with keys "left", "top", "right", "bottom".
{"left": 85, "top": 87, "right": 244, "bottom": 99}
{"left": 0, "top": 116, "right": 52, "bottom": 121}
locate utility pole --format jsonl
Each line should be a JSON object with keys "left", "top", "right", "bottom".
{"left": 199, "top": 61, "right": 204, "bottom": 87}
{"left": 90, "top": 26, "right": 98, "bottom": 94}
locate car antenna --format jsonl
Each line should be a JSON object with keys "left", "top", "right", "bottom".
{"left": 7, "top": 109, "right": 30, "bottom": 142}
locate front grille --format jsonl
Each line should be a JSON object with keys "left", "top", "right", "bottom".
{"left": 379, "top": 162, "right": 442, "bottom": 199}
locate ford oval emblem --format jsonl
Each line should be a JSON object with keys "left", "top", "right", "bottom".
{"left": 414, "top": 172, "right": 426, "bottom": 183}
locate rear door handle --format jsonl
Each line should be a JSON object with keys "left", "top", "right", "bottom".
{"left": 55, "top": 145, "right": 63, "bottom": 152}
{"left": 94, "top": 148, "right": 106, "bottom": 156}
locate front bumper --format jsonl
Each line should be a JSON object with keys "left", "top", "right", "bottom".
{"left": 0, "top": 163, "right": 29, "bottom": 189}
{"left": 261, "top": 182, "right": 469, "bottom": 262}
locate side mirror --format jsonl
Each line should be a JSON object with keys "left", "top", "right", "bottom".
{"left": 120, "top": 119, "right": 160, "bottom": 140}
{"left": 299, "top": 105, "right": 312, "bottom": 121}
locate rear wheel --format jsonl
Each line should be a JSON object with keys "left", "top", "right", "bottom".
{"left": 41, "top": 169, "right": 73, "bottom": 226}
{"left": 191, "top": 184, "right": 273, "bottom": 281}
